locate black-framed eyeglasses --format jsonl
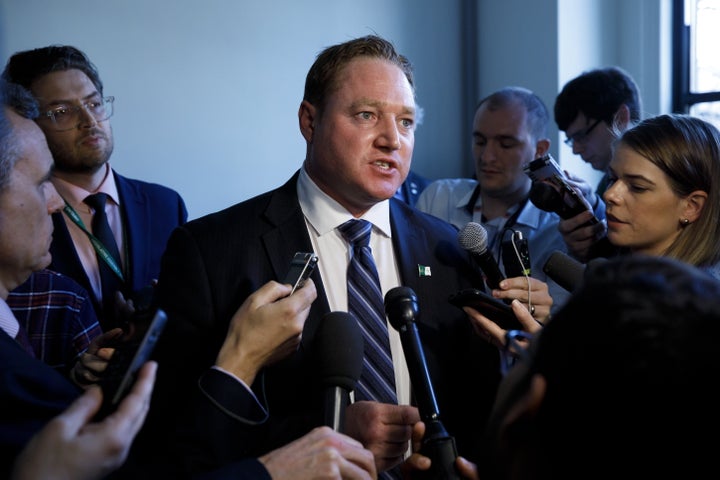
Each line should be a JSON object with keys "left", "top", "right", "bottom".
{"left": 41, "top": 96, "right": 115, "bottom": 132}
{"left": 563, "top": 118, "right": 602, "bottom": 148}
{"left": 499, "top": 329, "right": 532, "bottom": 376}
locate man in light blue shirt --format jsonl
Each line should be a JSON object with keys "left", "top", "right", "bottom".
{"left": 417, "top": 87, "right": 570, "bottom": 315}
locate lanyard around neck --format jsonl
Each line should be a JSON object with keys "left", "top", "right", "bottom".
{"left": 62, "top": 199, "right": 125, "bottom": 282}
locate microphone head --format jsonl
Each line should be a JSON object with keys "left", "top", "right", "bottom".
{"left": 458, "top": 222, "right": 489, "bottom": 255}
{"left": 315, "top": 311, "right": 364, "bottom": 391}
{"left": 384, "top": 286, "right": 419, "bottom": 331}
{"left": 542, "top": 250, "right": 586, "bottom": 292}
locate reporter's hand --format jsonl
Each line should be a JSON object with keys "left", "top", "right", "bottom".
{"left": 344, "top": 401, "right": 420, "bottom": 473}
{"left": 563, "top": 171, "right": 596, "bottom": 209}
{"left": 260, "top": 426, "right": 377, "bottom": 480}
{"left": 465, "top": 299, "right": 540, "bottom": 350}
{"left": 402, "top": 421, "right": 479, "bottom": 480}
{"left": 490, "top": 276, "right": 552, "bottom": 324}
{"left": 69, "top": 327, "right": 124, "bottom": 388}
{"left": 12, "top": 361, "right": 157, "bottom": 480}
{"left": 215, "top": 278, "right": 317, "bottom": 385}
{"left": 558, "top": 212, "right": 607, "bottom": 262}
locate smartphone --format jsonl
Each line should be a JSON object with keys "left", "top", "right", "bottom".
{"left": 448, "top": 288, "right": 522, "bottom": 331}
{"left": 95, "top": 308, "right": 167, "bottom": 419}
{"left": 283, "top": 252, "right": 318, "bottom": 295}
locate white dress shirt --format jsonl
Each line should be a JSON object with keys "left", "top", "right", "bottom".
{"left": 297, "top": 167, "right": 411, "bottom": 407}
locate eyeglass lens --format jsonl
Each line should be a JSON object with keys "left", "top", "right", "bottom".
{"left": 46, "top": 96, "right": 114, "bottom": 131}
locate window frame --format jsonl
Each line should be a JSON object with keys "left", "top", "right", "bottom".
{"left": 672, "top": 0, "right": 720, "bottom": 113}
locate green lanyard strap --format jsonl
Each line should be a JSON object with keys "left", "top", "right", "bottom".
{"left": 63, "top": 199, "right": 125, "bottom": 283}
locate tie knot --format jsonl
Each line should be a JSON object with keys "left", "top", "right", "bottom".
{"left": 84, "top": 192, "right": 109, "bottom": 211}
{"left": 338, "top": 219, "right": 372, "bottom": 248}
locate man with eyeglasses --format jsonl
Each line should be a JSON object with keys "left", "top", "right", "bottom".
{"left": 1, "top": 45, "right": 188, "bottom": 330}
{"left": 553, "top": 66, "right": 642, "bottom": 261}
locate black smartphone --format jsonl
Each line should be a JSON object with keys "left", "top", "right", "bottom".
{"left": 283, "top": 252, "right": 318, "bottom": 295}
{"left": 448, "top": 288, "right": 522, "bottom": 331}
{"left": 96, "top": 308, "right": 167, "bottom": 419}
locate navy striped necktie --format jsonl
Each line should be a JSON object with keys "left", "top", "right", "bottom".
{"left": 337, "top": 219, "right": 398, "bottom": 405}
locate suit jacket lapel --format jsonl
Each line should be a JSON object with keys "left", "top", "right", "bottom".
{"left": 115, "top": 172, "right": 148, "bottom": 291}
{"left": 262, "top": 171, "right": 331, "bottom": 315}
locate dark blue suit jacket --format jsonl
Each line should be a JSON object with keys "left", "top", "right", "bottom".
{"left": 136, "top": 170, "right": 500, "bottom": 476}
{"left": 49, "top": 170, "right": 187, "bottom": 327}
{"left": 0, "top": 330, "right": 80, "bottom": 478}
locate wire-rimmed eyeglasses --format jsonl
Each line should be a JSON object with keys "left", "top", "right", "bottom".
{"left": 41, "top": 96, "right": 115, "bottom": 132}
{"left": 499, "top": 329, "right": 533, "bottom": 376}
{"left": 563, "top": 118, "right": 601, "bottom": 148}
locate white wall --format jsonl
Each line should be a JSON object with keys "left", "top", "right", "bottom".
{"left": 0, "top": 0, "right": 673, "bottom": 219}
{"left": 0, "top": 0, "right": 466, "bottom": 220}
{"left": 478, "top": 0, "right": 672, "bottom": 188}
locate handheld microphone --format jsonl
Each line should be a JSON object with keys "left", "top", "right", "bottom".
{"left": 458, "top": 222, "right": 505, "bottom": 290}
{"left": 384, "top": 286, "right": 461, "bottom": 480}
{"left": 542, "top": 250, "right": 607, "bottom": 293}
{"left": 315, "top": 311, "right": 364, "bottom": 433}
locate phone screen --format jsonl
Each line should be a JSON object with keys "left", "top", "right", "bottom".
{"left": 95, "top": 309, "right": 167, "bottom": 419}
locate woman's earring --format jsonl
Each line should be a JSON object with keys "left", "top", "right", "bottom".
{"left": 681, "top": 218, "right": 690, "bottom": 225}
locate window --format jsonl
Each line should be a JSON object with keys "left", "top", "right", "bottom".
{"left": 672, "top": 0, "right": 720, "bottom": 130}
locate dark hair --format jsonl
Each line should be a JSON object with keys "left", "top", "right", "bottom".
{"left": 0, "top": 79, "right": 40, "bottom": 191}
{"left": 476, "top": 86, "right": 549, "bottom": 141}
{"left": 523, "top": 255, "right": 720, "bottom": 476}
{"left": 2, "top": 45, "right": 103, "bottom": 95}
{"left": 303, "top": 35, "right": 414, "bottom": 111}
{"left": 554, "top": 66, "right": 641, "bottom": 131}
{"left": 616, "top": 114, "right": 720, "bottom": 267}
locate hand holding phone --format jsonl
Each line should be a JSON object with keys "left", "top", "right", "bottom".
{"left": 283, "top": 252, "right": 318, "bottom": 295}
{"left": 95, "top": 309, "right": 167, "bottom": 420}
{"left": 448, "top": 288, "right": 522, "bottom": 331}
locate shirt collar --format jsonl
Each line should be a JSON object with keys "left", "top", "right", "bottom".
{"left": 0, "top": 297, "right": 18, "bottom": 338}
{"left": 53, "top": 163, "right": 120, "bottom": 212}
{"left": 297, "top": 166, "right": 392, "bottom": 238}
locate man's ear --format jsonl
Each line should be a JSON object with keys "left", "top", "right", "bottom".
{"left": 535, "top": 138, "right": 551, "bottom": 158}
{"left": 494, "top": 374, "right": 547, "bottom": 473}
{"left": 298, "top": 100, "right": 317, "bottom": 143}
{"left": 503, "top": 373, "right": 546, "bottom": 427}
{"left": 614, "top": 104, "right": 631, "bottom": 130}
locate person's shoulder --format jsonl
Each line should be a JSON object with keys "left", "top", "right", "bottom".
{"left": 10, "top": 269, "right": 90, "bottom": 298}
{"left": 392, "top": 198, "right": 460, "bottom": 234}
{"left": 424, "top": 177, "right": 476, "bottom": 194}
{"left": 113, "top": 170, "right": 184, "bottom": 198}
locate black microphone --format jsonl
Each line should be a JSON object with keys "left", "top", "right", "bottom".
{"left": 458, "top": 222, "right": 505, "bottom": 290}
{"left": 542, "top": 250, "right": 606, "bottom": 293}
{"left": 315, "top": 311, "right": 364, "bottom": 433}
{"left": 384, "top": 286, "right": 461, "bottom": 480}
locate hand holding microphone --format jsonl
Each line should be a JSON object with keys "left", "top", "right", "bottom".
{"left": 385, "top": 286, "right": 461, "bottom": 480}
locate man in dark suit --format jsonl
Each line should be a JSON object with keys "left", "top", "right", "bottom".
{"left": 145, "top": 35, "right": 501, "bottom": 478}
{"left": 1, "top": 46, "right": 187, "bottom": 330}
{"left": 0, "top": 80, "right": 375, "bottom": 480}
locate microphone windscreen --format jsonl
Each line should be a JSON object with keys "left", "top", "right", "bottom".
{"left": 384, "top": 286, "right": 419, "bottom": 331}
{"left": 458, "top": 222, "right": 489, "bottom": 255}
{"left": 542, "top": 250, "right": 585, "bottom": 292}
{"left": 315, "top": 311, "right": 364, "bottom": 391}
